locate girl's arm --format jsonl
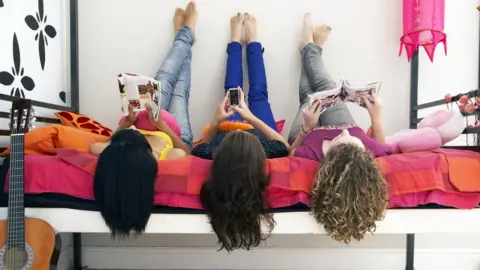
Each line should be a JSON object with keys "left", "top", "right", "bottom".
{"left": 154, "top": 121, "right": 191, "bottom": 154}
{"left": 248, "top": 116, "right": 290, "bottom": 150}
{"left": 289, "top": 125, "right": 308, "bottom": 150}
{"left": 203, "top": 120, "right": 221, "bottom": 144}
{"left": 90, "top": 142, "right": 109, "bottom": 156}
{"left": 203, "top": 95, "right": 234, "bottom": 144}
{"left": 362, "top": 92, "right": 385, "bottom": 143}
{"left": 232, "top": 88, "right": 290, "bottom": 149}
{"left": 118, "top": 104, "right": 137, "bottom": 130}
{"left": 146, "top": 105, "right": 190, "bottom": 154}
{"left": 289, "top": 101, "right": 321, "bottom": 152}
{"left": 370, "top": 116, "right": 386, "bottom": 143}
{"left": 117, "top": 120, "right": 134, "bottom": 131}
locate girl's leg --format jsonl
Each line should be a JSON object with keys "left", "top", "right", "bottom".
{"left": 166, "top": 50, "right": 193, "bottom": 147}
{"left": 288, "top": 65, "right": 313, "bottom": 142}
{"left": 289, "top": 43, "right": 341, "bottom": 141}
{"left": 244, "top": 15, "right": 277, "bottom": 131}
{"left": 156, "top": 4, "right": 197, "bottom": 110}
{"left": 303, "top": 27, "right": 355, "bottom": 127}
{"left": 225, "top": 14, "right": 244, "bottom": 122}
{"left": 156, "top": 26, "right": 194, "bottom": 110}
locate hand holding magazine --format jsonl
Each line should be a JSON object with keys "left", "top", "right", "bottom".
{"left": 117, "top": 73, "right": 161, "bottom": 119}
{"left": 308, "top": 78, "right": 382, "bottom": 113}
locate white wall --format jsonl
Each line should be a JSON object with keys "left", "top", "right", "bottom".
{"left": 78, "top": 0, "right": 410, "bottom": 138}
{"left": 76, "top": 0, "right": 480, "bottom": 269}
{"left": 0, "top": 0, "right": 70, "bottom": 145}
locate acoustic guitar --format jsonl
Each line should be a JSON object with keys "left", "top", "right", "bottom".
{"left": 0, "top": 99, "right": 59, "bottom": 269}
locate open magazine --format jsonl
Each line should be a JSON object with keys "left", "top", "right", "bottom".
{"left": 308, "top": 78, "right": 381, "bottom": 113}
{"left": 117, "top": 73, "right": 161, "bottom": 119}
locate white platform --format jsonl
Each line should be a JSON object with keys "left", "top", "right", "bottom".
{"left": 0, "top": 208, "right": 479, "bottom": 234}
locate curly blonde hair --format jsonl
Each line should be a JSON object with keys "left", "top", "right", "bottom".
{"left": 311, "top": 143, "right": 388, "bottom": 243}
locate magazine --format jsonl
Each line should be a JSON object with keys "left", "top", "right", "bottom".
{"left": 308, "top": 78, "right": 381, "bottom": 113}
{"left": 117, "top": 73, "right": 161, "bottom": 119}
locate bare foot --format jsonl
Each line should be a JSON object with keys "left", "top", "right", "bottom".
{"left": 174, "top": 8, "right": 185, "bottom": 32}
{"left": 299, "top": 13, "right": 314, "bottom": 51}
{"left": 184, "top": 1, "right": 198, "bottom": 34}
{"left": 231, "top": 13, "right": 244, "bottom": 43}
{"left": 313, "top": 25, "right": 331, "bottom": 48}
{"left": 244, "top": 13, "right": 257, "bottom": 44}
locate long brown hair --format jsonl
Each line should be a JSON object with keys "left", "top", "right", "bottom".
{"left": 311, "top": 143, "right": 388, "bottom": 243}
{"left": 200, "top": 131, "right": 274, "bottom": 251}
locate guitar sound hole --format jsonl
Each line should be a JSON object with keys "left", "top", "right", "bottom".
{"left": 4, "top": 248, "right": 28, "bottom": 270}
{"left": 0, "top": 244, "right": 34, "bottom": 270}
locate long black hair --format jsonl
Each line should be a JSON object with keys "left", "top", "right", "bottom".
{"left": 94, "top": 129, "right": 158, "bottom": 237}
{"left": 200, "top": 131, "right": 274, "bottom": 251}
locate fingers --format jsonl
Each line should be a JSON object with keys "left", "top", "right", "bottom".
{"left": 222, "top": 93, "right": 230, "bottom": 106}
{"left": 226, "top": 110, "right": 235, "bottom": 117}
{"left": 238, "top": 86, "right": 244, "bottom": 99}
{"left": 313, "top": 101, "right": 321, "bottom": 113}
{"left": 371, "top": 90, "right": 379, "bottom": 101}
{"left": 361, "top": 95, "right": 372, "bottom": 108}
{"left": 128, "top": 104, "right": 134, "bottom": 114}
{"left": 309, "top": 100, "right": 320, "bottom": 112}
{"left": 144, "top": 104, "right": 155, "bottom": 121}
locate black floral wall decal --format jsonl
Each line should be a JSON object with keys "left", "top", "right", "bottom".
{"left": 25, "top": 0, "right": 57, "bottom": 70}
{"left": 0, "top": 34, "right": 35, "bottom": 98}
{"left": 59, "top": 91, "right": 66, "bottom": 103}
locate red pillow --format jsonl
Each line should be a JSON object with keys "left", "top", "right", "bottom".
{"left": 55, "top": 111, "right": 113, "bottom": 137}
{"left": 276, "top": 120, "right": 285, "bottom": 134}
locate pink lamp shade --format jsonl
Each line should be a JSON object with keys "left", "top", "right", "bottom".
{"left": 400, "top": 0, "right": 447, "bottom": 62}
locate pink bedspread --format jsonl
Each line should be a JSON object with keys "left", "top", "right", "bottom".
{"left": 5, "top": 148, "right": 480, "bottom": 209}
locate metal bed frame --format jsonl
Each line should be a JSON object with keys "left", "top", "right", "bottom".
{"left": 0, "top": 0, "right": 81, "bottom": 268}
{"left": 0, "top": 1, "right": 478, "bottom": 270}
{"left": 405, "top": 17, "right": 480, "bottom": 270}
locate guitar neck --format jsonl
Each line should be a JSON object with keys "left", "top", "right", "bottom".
{"left": 7, "top": 133, "right": 25, "bottom": 249}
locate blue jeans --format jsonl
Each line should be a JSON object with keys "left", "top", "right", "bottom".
{"left": 154, "top": 26, "right": 194, "bottom": 148}
{"left": 288, "top": 43, "right": 355, "bottom": 143}
{"left": 224, "top": 42, "right": 277, "bottom": 131}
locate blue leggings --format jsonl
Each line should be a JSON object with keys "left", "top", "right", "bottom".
{"left": 224, "top": 42, "right": 277, "bottom": 131}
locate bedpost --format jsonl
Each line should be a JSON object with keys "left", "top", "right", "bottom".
{"left": 70, "top": 0, "right": 79, "bottom": 114}
{"left": 73, "top": 233, "right": 82, "bottom": 270}
{"left": 70, "top": 0, "right": 82, "bottom": 269}
{"left": 477, "top": 12, "right": 480, "bottom": 146}
{"left": 406, "top": 49, "right": 419, "bottom": 270}
{"left": 405, "top": 234, "right": 415, "bottom": 270}
{"left": 409, "top": 51, "right": 419, "bottom": 129}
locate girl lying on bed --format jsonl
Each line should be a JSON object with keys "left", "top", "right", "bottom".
{"left": 89, "top": 2, "right": 197, "bottom": 238}
{"left": 193, "top": 13, "right": 289, "bottom": 251}
{"left": 288, "top": 14, "right": 392, "bottom": 243}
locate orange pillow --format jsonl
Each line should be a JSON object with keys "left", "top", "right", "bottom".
{"left": 0, "top": 125, "right": 109, "bottom": 156}
{"left": 0, "top": 126, "right": 56, "bottom": 156}
{"left": 55, "top": 111, "right": 113, "bottom": 137}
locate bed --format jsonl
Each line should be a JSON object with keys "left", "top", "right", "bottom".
{"left": 0, "top": 1, "right": 480, "bottom": 270}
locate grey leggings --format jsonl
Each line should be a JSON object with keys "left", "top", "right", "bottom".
{"left": 288, "top": 43, "right": 355, "bottom": 143}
